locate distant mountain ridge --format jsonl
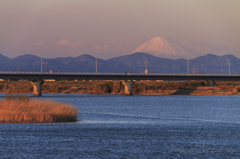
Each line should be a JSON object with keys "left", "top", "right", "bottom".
{"left": 0, "top": 54, "right": 10, "bottom": 62}
{"left": 0, "top": 53, "right": 239, "bottom": 74}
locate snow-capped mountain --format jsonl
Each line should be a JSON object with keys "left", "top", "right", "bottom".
{"left": 131, "top": 37, "right": 193, "bottom": 59}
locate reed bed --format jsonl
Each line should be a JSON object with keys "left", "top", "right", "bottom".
{"left": 0, "top": 99, "right": 79, "bottom": 123}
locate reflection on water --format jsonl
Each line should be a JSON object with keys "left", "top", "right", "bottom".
{"left": 0, "top": 94, "right": 240, "bottom": 158}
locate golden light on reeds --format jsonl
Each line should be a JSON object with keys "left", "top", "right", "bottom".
{"left": 0, "top": 99, "right": 79, "bottom": 123}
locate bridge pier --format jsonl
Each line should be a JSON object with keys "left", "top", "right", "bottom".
{"left": 123, "top": 80, "right": 135, "bottom": 95}
{"left": 31, "top": 80, "right": 44, "bottom": 96}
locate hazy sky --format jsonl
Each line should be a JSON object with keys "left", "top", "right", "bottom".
{"left": 0, "top": 0, "right": 239, "bottom": 59}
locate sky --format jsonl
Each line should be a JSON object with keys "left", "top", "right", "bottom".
{"left": 0, "top": 0, "right": 239, "bottom": 59}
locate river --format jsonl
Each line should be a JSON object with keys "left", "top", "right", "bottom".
{"left": 0, "top": 94, "right": 240, "bottom": 158}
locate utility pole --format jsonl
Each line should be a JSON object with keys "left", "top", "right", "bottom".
{"left": 229, "top": 60, "right": 230, "bottom": 75}
{"left": 225, "top": 58, "right": 230, "bottom": 75}
{"left": 42, "top": 62, "right": 49, "bottom": 72}
{"left": 46, "top": 62, "right": 49, "bottom": 72}
{"left": 37, "top": 54, "right": 42, "bottom": 73}
{"left": 184, "top": 58, "right": 189, "bottom": 75}
{"left": 142, "top": 56, "right": 148, "bottom": 74}
{"left": 92, "top": 55, "right": 97, "bottom": 74}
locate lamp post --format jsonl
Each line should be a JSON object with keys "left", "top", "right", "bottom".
{"left": 43, "top": 62, "right": 49, "bottom": 72}
{"left": 37, "top": 54, "right": 42, "bottom": 74}
{"left": 92, "top": 55, "right": 97, "bottom": 74}
{"left": 46, "top": 62, "right": 48, "bottom": 72}
{"left": 225, "top": 58, "right": 230, "bottom": 75}
{"left": 142, "top": 56, "right": 148, "bottom": 74}
{"left": 184, "top": 58, "right": 189, "bottom": 75}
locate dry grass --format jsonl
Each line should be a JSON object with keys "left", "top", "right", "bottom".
{"left": 0, "top": 99, "right": 79, "bottom": 123}
{"left": 1, "top": 80, "right": 240, "bottom": 95}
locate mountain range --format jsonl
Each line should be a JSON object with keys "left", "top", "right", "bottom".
{"left": 0, "top": 53, "right": 239, "bottom": 74}
{"left": 131, "top": 36, "right": 239, "bottom": 60}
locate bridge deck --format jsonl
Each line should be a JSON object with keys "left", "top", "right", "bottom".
{"left": 0, "top": 72, "right": 240, "bottom": 81}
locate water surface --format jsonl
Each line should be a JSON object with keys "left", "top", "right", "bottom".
{"left": 0, "top": 94, "right": 240, "bottom": 158}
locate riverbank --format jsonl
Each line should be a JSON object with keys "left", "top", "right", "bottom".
{"left": 0, "top": 80, "right": 240, "bottom": 95}
{"left": 0, "top": 98, "right": 79, "bottom": 123}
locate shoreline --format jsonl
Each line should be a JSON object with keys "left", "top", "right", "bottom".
{"left": 0, "top": 80, "right": 240, "bottom": 95}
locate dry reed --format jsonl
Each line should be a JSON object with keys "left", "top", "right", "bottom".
{"left": 0, "top": 99, "right": 79, "bottom": 123}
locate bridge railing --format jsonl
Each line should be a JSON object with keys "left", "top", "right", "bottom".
{"left": 0, "top": 71, "right": 239, "bottom": 76}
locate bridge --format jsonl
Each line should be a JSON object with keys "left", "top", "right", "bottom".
{"left": 1, "top": 72, "right": 240, "bottom": 96}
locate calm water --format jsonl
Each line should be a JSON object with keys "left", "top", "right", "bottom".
{"left": 0, "top": 94, "right": 240, "bottom": 158}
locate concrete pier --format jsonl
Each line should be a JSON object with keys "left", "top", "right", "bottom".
{"left": 31, "top": 80, "right": 44, "bottom": 96}
{"left": 123, "top": 80, "right": 135, "bottom": 95}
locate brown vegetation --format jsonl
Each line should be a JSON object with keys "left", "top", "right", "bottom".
{"left": 0, "top": 98, "right": 79, "bottom": 123}
{"left": 0, "top": 80, "right": 240, "bottom": 95}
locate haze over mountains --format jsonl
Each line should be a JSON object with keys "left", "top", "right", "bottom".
{"left": 0, "top": 53, "right": 239, "bottom": 74}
